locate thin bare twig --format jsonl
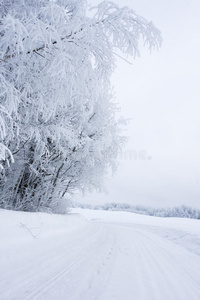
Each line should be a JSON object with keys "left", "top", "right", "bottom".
{"left": 19, "top": 222, "right": 39, "bottom": 239}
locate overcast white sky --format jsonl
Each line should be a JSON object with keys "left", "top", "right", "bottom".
{"left": 76, "top": 0, "right": 200, "bottom": 208}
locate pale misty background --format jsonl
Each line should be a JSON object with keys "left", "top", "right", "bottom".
{"left": 74, "top": 0, "right": 200, "bottom": 208}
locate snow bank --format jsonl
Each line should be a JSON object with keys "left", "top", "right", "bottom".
{"left": 0, "top": 209, "right": 85, "bottom": 249}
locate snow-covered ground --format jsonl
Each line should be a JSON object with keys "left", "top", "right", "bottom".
{"left": 0, "top": 208, "right": 200, "bottom": 300}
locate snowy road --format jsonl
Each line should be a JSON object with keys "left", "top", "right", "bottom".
{"left": 0, "top": 208, "right": 200, "bottom": 300}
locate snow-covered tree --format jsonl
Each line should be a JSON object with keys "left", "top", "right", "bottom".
{"left": 0, "top": 0, "right": 161, "bottom": 211}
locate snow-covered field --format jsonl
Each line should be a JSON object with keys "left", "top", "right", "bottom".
{"left": 0, "top": 208, "right": 200, "bottom": 300}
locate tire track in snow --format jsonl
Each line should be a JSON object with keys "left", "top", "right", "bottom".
{"left": 36, "top": 225, "right": 118, "bottom": 300}
{"left": 94, "top": 223, "right": 200, "bottom": 300}
{"left": 22, "top": 224, "right": 107, "bottom": 300}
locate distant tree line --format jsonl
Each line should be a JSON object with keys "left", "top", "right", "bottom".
{"left": 74, "top": 203, "right": 200, "bottom": 220}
